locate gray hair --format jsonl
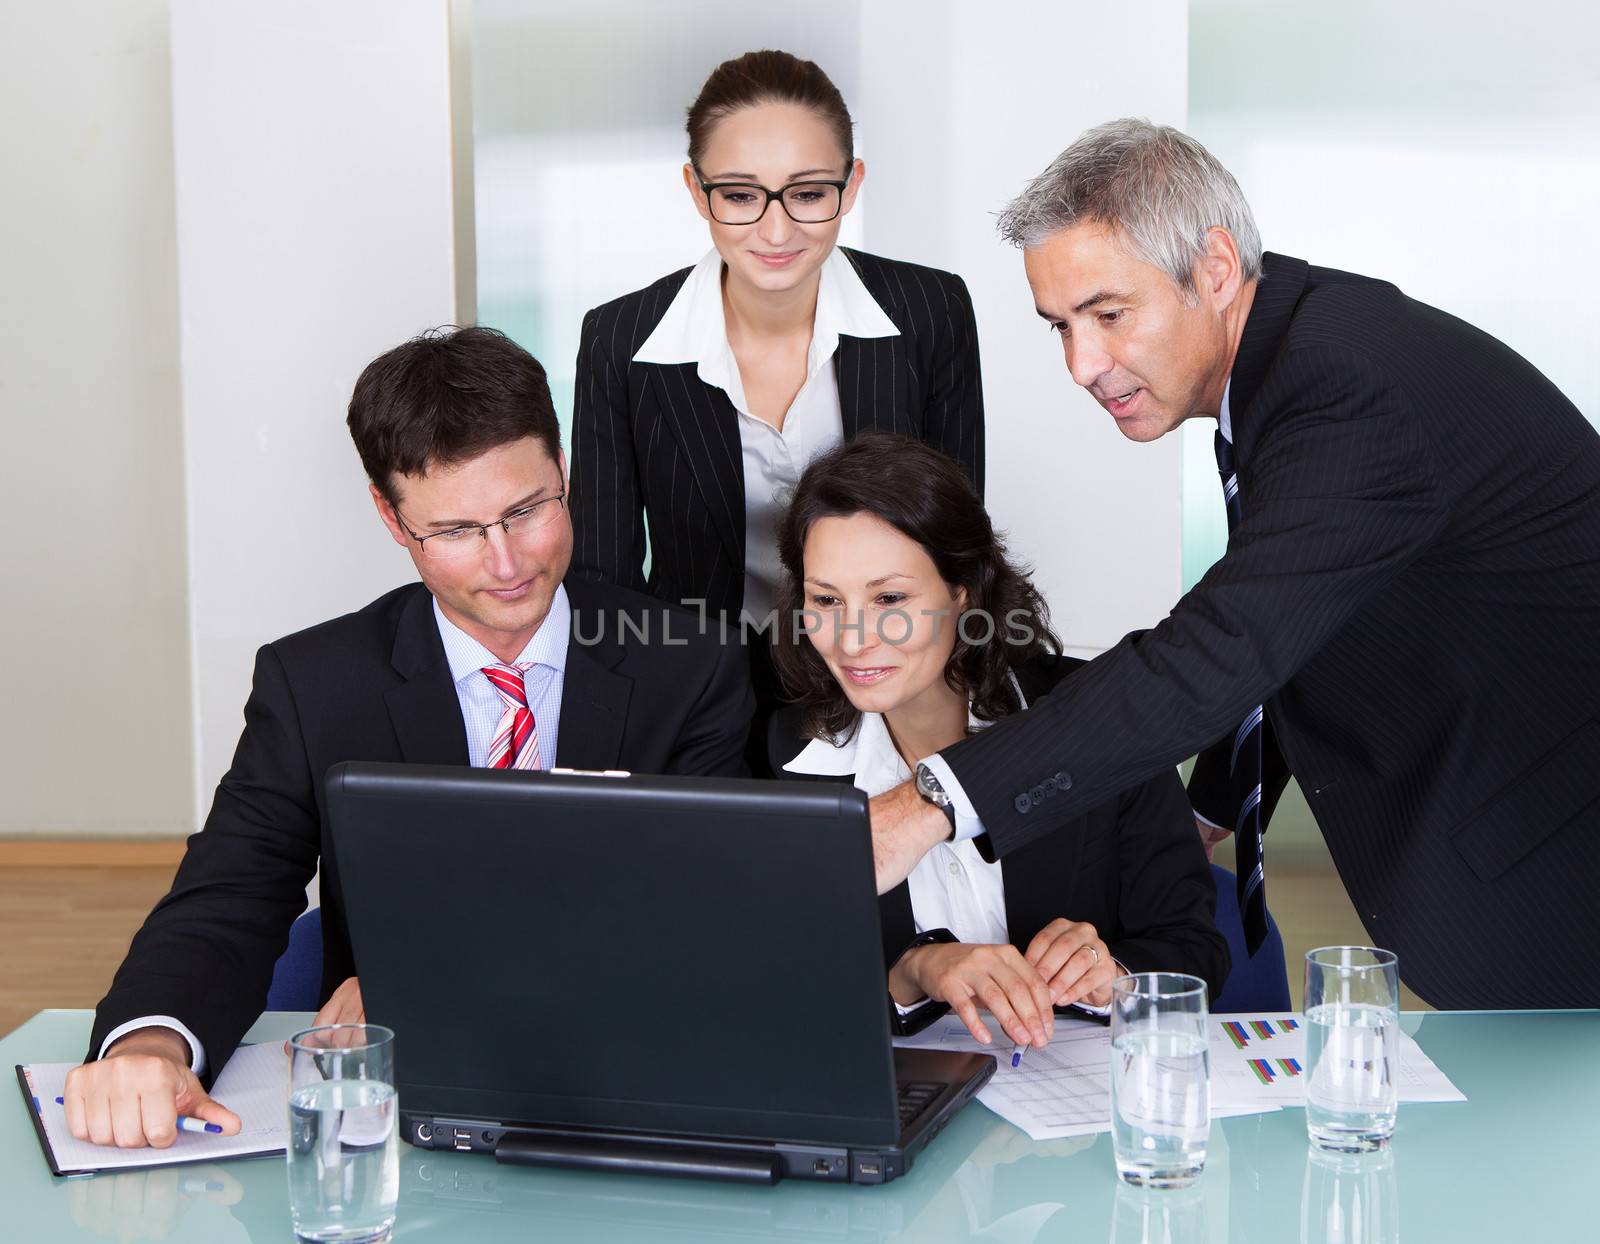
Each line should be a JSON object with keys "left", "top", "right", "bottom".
{"left": 997, "top": 118, "right": 1262, "bottom": 293}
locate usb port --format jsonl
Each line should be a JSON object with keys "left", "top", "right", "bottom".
{"left": 859, "top": 1160, "right": 880, "bottom": 1177}
{"left": 452, "top": 1128, "right": 472, "bottom": 1151}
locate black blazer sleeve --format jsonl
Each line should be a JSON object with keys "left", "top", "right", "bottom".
{"left": 86, "top": 645, "right": 320, "bottom": 1081}
{"left": 950, "top": 346, "right": 1444, "bottom": 860}
{"left": 570, "top": 304, "right": 649, "bottom": 594}
{"left": 1104, "top": 769, "right": 1230, "bottom": 999}
{"left": 923, "top": 271, "right": 985, "bottom": 496}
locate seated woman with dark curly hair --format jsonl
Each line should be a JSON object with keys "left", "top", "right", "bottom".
{"left": 771, "top": 433, "right": 1228, "bottom": 1048}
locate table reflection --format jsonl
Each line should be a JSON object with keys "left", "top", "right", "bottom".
{"left": 1299, "top": 1146, "right": 1398, "bottom": 1244}
{"left": 1109, "top": 1181, "right": 1209, "bottom": 1244}
{"left": 63, "top": 1165, "right": 244, "bottom": 1242}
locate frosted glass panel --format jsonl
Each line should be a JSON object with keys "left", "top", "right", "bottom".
{"left": 1182, "top": 0, "right": 1600, "bottom": 588}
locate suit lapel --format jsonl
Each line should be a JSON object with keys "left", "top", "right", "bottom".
{"left": 384, "top": 588, "right": 470, "bottom": 765}
{"left": 553, "top": 607, "right": 631, "bottom": 770}
{"left": 646, "top": 364, "right": 744, "bottom": 575}
{"left": 1229, "top": 252, "right": 1310, "bottom": 455}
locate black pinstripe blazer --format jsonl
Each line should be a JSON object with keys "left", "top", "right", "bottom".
{"left": 940, "top": 253, "right": 1600, "bottom": 1010}
{"left": 568, "top": 247, "right": 984, "bottom": 621}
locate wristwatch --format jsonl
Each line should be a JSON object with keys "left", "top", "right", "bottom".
{"left": 914, "top": 762, "right": 958, "bottom": 840}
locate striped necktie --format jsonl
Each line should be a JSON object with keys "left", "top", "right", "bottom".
{"left": 483, "top": 663, "right": 542, "bottom": 771}
{"left": 1215, "top": 431, "right": 1269, "bottom": 954}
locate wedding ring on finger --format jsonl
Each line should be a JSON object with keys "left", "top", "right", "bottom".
{"left": 1080, "top": 944, "right": 1101, "bottom": 968}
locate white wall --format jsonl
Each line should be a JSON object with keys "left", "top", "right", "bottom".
{"left": 857, "top": 0, "right": 1189, "bottom": 656}
{"left": 0, "top": 0, "right": 194, "bottom": 835}
{"left": 170, "top": 0, "right": 471, "bottom": 820}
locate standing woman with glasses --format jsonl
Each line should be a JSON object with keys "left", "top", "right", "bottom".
{"left": 569, "top": 49, "right": 985, "bottom": 767}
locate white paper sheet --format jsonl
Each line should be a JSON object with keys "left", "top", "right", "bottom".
{"left": 19, "top": 1043, "right": 289, "bottom": 1174}
{"left": 896, "top": 1015, "right": 1277, "bottom": 1141}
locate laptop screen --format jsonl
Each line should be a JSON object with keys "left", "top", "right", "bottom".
{"left": 328, "top": 764, "right": 903, "bottom": 1147}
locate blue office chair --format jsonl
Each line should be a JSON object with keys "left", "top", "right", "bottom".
{"left": 266, "top": 907, "right": 324, "bottom": 1012}
{"left": 1208, "top": 864, "right": 1291, "bottom": 1013}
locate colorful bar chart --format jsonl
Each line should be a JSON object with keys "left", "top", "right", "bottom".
{"left": 1222, "top": 1017, "right": 1300, "bottom": 1049}
{"left": 1245, "top": 1057, "right": 1302, "bottom": 1084}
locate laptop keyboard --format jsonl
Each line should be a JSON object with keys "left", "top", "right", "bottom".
{"left": 897, "top": 1080, "right": 945, "bottom": 1130}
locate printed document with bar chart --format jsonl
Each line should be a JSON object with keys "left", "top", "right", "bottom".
{"left": 1210, "top": 1013, "right": 1466, "bottom": 1110}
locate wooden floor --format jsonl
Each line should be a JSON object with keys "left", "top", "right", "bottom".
{"left": 0, "top": 835, "right": 1426, "bottom": 1036}
{"left": 0, "top": 840, "right": 187, "bottom": 1036}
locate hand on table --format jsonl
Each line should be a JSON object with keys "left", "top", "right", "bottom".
{"left": 894, "top": 941, "right": 1055, "bottom": 1049}
{"left": 62, "top": 1028, "right": 241, "bottom": 1150}
{"left": 311, "top": 975, "right": 365, "bottom": 1028}
{"left": 1024, "top": 919, "right": 1118, "bottom": 1009}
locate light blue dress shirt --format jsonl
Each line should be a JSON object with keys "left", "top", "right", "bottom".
{"left": 432, "top": 586, "right": 570, "bottom": 769}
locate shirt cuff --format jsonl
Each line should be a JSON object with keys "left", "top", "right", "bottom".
{"left": 99, "top": 1016, "right": 206, "bottom": 1076}
{"left": 919, "top": 754, "right": 984, "bottom": 843}
{"left": 1193, "top": 808, "right": 1229, "bottom": 834}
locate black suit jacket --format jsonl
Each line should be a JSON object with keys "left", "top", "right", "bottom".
{"left": 88, "top": 578, "right": 753, "bottom": 1075}
{"left": 773, "top": 656, "right": 1229, "bottom": 1034}
{"left": 569, "top": 247, "right": 985, "bottom": 621}
{"left": 942, "top": 253, "right": 1600, "bottom": 1009}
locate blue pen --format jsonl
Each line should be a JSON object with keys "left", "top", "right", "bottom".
{"left": 1010, "top": 1042, "right": 1028, "bottom": 1069}
{"left": 54, "top": 1098, "right": 223, "bottom": 1135}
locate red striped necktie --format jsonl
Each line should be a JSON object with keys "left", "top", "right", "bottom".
{"left": 483, "top": 663, "right": 541, "bottom": 771}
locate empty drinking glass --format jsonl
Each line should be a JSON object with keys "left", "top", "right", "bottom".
{"left": 287, "top": 1024, "right": 399, "bottom": 1244}
{"left": 1110, "top": 973, "right": 1211, "bottom": 1188}
{"left": 1303, "top": 947, "right": 1400, "bottom": 1152}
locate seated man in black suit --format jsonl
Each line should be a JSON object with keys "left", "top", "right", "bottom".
{"left": 63, "top": 327, "right": 753, "bottom": 1149}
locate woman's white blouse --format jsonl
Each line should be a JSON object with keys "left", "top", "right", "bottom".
{"left": 633, "top": 247, "right": 900, "bottom": 624}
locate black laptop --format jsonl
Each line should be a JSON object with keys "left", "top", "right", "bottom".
{"left": 325, "top": 762, "right": 994, "bottom": 1185}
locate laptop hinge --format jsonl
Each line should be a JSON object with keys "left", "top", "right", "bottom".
{"left": 494, "top": 1131, "right": 781, "bottom": 1184}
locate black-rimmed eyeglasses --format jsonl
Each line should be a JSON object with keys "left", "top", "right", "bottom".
{"left": 697, "top": 176, "right": 848, "bottom": 226}
{"left": 395, "top": 491, "right": 566, "bottom": 561}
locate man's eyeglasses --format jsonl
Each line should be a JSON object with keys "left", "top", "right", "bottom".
{"left": 696, "top": 176, "right": 849, "bottom": 226}
{"left": 395, "top": 491, "right": 566, "bottom": 561}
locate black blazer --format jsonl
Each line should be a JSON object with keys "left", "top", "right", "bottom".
{"left": 772, "top": 656, "right": 1229, "bottom": 1034}
{"left": 88, "top": 579, "right": 753, "bottom": 1076}
{"left": 941, "top": 253, "right": 1600, "bottom": 1010}
{"left": 569, "top": 247, "right": 984, "bottom": 621}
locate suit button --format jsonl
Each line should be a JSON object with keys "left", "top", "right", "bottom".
{"left": 1031, "top": 784, "right": 1046, "bottom": 803}
{"left": 1015, "top": 793, "right": 1033, "bottom": 814}
{"left": 1055, "top": 771, "right": 1071, "bottom": 790}
{"left": 1042, "top": 777, "right": 1058, "bottom": 794}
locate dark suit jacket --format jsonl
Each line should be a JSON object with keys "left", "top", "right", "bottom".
{"left": 569, "top": 247, "right": 985, "bottom": 621}
{"left": 89, "top": 578, "right": 753, "bottom": 1076}
{"left": 941, "top": 253, "right": 1600, "bottom": 1009}
{"left": 773, "top": 656, "right": 1229, "bottom": 1033}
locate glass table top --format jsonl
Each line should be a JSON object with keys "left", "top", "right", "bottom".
{"left": 3, "top": 1008, "right": 1594, "bottom": 1242}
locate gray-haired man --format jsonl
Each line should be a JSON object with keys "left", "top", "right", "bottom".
{"left": 870, "top": 119, "right": 1600, "bottom": 1010}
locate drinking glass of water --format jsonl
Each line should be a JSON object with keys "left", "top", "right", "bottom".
{"left": 288, "top": 1024, "right": 399, "bottom": 1244}
{"left": 1110, "top": 973, "right": 1210, "bottom": 1189}
{"left": 1303, "top": 947, "right": 1400, "bottom": 1153}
